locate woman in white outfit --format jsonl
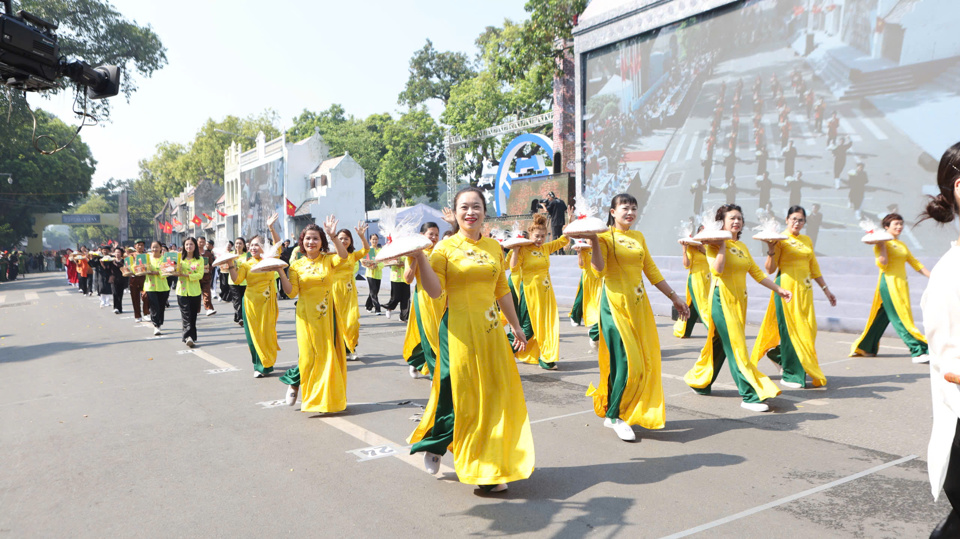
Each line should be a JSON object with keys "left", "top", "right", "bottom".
{"left": 922, "top": 141, "right": 960, "bottom": 538}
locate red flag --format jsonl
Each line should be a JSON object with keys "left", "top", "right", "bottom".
{"left": 202, "top": 212, "right": 213, "bottom": 221}
{"left": 173, "top": 218, "right": 182, "bottom": 227}
{"left": 285, "top": 198, "right": 296, "bottom": 217}
{"left": 163, "top": 222, "right": 173, "bottom": 234}
{"left": 216, "top": 209, "right": 227, "bottom": 217}
{"left": 191, "top": 215, "right": 202, "bottom": 226}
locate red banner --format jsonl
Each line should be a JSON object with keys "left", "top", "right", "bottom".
{"left": 286, "top": 198, "right": 296, "bottom": 217}
{"left": 202, "top": 212, "right": 213, "bottom": 221}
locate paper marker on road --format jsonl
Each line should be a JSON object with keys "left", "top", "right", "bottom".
{"left": 347, "top": 444, "right": 399, "bottom": 462}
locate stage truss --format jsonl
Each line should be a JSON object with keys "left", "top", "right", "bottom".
{"left": 444, "top": 112, "right": 553, "bottom": 206}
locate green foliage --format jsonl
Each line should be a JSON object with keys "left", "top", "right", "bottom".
{"left": 374, "top": 109, "right": 444, "bottom": 205}
{"left": 0, "top": 107, "right": 95, "bottom": 247}
{"left": 15, "top": 0, "right": 168, "bottom": 118}
{"left": 398, "top": 39, "right": 475, "bottom": 107}
{"left": 138, "top": 110, "right": 281, "bottom": 199}
{"left": 522, "top": 0, "right": 586, "bottom": 74}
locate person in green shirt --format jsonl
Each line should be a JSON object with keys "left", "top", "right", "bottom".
{"left": 363, "top": 233, "right": 383, "bottom": 315}
{"left": 175, "top": 237, "right": 205, "bottom": 348}
{"left": 143, "top": 240, "right": 171, "bottom": 336}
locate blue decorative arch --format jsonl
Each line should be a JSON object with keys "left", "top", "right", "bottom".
{"left": 494, "top": 133, "right": 553, "bottom": 217}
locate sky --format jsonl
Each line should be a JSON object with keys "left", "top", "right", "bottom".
{"left": 39, "top": 0, "right": 531, "bottom": 186}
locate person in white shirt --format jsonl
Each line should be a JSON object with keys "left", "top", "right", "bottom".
{"left": 921, "top": 141, "right": 960, "bottom": 538}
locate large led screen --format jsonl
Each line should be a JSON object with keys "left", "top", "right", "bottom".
{"left": 240, "top": 158, "right": 285, "bottom": 240}
{"left": 582, "top": 0, "right": 960, "bottom": 256}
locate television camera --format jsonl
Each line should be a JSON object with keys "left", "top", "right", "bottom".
{"left": 0, "top": 0, "right": 120, "bottom": 99}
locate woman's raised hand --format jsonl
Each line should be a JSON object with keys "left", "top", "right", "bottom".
{"left": 323, "top": 215, "right": 339, "bottom": 237}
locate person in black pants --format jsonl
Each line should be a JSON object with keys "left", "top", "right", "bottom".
{"left": 383, "top": 261, "right": 410, "bottom": 322}
{"left": 108, "top": 247, "right": 128, "bottom": 314}
{"left": 175, "top": 237, "right": 204, "bottom": 348}
{"left": 363, "top": 234, "right": 382, "bottom": 314}
{"left": 541, "top": 191, "right": 567, "bottom": 248}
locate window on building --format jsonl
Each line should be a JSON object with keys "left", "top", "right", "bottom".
{"left": 320, "top": 174, "right": 329, "bottom": 187}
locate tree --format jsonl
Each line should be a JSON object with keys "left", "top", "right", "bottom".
{"left": 286, "top": 104, "right": 347, "bottom": 143}
{"left": 138, "top": 110, "right": 282, "bottom": 199}
{"left": 0, "top": 108, "right": 95, "bottom": 248}
{"left": 67, "top": 193, "right": 118, "bottom": 246}
{"left": 398, "top": 39, "right": 475, "bottom": 107}
{"left": 374, "top": 109, "right": 444, "bottom": 205}
{"left": 522, "top": 0, "right": 587, "bottom": 73}
{"left": 8, "top": 0, "right": 168, "bottom": 119}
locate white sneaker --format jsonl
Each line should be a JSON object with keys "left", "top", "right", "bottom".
{"left": 424, "top": 452, "right": 441, "bottom": 474}
{"left": 205, "top": 309, "right": 217, "bottom": 316}
{"left": 253, "top": 371, "right": 264, "bottom": 378}
{"left": 185, "top": 337, "right": 195, "bottom": 348}
{"left": 589, "top": 339, "right": 598, "bottom": 350}
{"left": 570, "top": 319, "right": 580, "bottom": 327}
{"left": 153, "top": 327, "right": 161, "bottom": 336}
{"left": 603, "top": 418, "right": 636, "bottom": 441}
{"left": 384, "top": 309, "right": 392, "bottom": 319}
{"left": 134, "top": 318, "right": 142, "bottom": 323}
{"left": 780, "top": 380, "right": 802, "bottom": 389}
{"left": 409, "top": 365, "right": 425, "bottom": 379}
{"left": 740, "top": 401, "right": 770, "bottom": 412}
{"left": 113, "top": 309, "right": 120, "bottom": 314}
{"left": 346, "top": 353, "right": 358, "bottom": 361}
{"left": 913, "top": 354, "right": 930, "bottom": 364}
{"left": 285, "top": 385, "right": 298, "bottom": 406}
{"left": 488, "top": 483, "right": 509, "bottom": 493}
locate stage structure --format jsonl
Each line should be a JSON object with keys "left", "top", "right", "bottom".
{"left": 443, "top": 112, "right": 553, "bottom": 207}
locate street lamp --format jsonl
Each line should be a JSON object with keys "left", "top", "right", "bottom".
{"left": 213, "top": 128, "right": 256, "bottom": 141}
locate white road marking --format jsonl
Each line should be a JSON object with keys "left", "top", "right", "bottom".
{"left": 670, "top": 134, "right": 688, "bottom": 164}
{"left": 347, "top": 444, "right": 398, "bottom": 462}
{"left": 530, "top": 410, "right": 593, "bottom": 425}
{"left": 320, "top": 415, "right": 456, "bottom": 475}
{"left": 658, "top": 455, "right": 917, "bottom": 539}
{"left": 0, "top": 295, "right": 5, "bottom": 304}
{"left": 819, "top": 357, "right": 855, "bottom": 367}
{"left": 837, "top": 341, "right": 908, "bottom": 351}
{"left": 684, "top": 134, "right": 698, "bottom": 161}
{"left": 55, "top": 291, "right": 71, "bottom": 297}
{"left": 206, "top": 367, "right": 240, "bottom": 374}
{"left": 188, "top": 349, "right": 237, "bottom": 370}
{"left": 838, "top": 117, "right": 863, "bottom": 142}
{"left": 851, "top": 109, "right": 887, "bottom": 140}
{"left": 24, "top": 292, "right": 38, "bottom": 301}
{"left": 257, "top": 400, "right": 287, "bottom": 409}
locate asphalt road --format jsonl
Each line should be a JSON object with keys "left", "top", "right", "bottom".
{"left": 0, "top": 272, "right": 950, "bottom": 538}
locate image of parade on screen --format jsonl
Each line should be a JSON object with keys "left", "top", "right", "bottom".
{"left": 581, "top": 0, "right": 960, "bottom": 257}
{"left": 241, "top": 159, "right": 285, "bottom": 240}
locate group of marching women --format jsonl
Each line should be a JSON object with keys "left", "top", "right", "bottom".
{"left": 216, "top": 182, "right": 936, "bottom": 494}
{"left": 62, "top": 180, "right": 938, "bottom": 495}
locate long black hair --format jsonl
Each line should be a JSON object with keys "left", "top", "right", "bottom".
{"left": 607, "top": 193, "right": 638, "bottom": 227}
{"left": 336, "top": 228, "right": 355, "bottom": 253}
{"left": 180, "top": 237, "right": 200, "bottom": 260}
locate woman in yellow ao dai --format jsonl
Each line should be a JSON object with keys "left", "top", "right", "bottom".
{"left": 750, "top": 207, "right": 837, "bottom": 388}
{"left": 509, "top": 215, "right": 568, "bottom": 369}
{"left": 329, "top": 225, "right": 370, "bottom": 360}
{"left": 850, "top": 213, "right": 930, "bottom": 362}
{"left": 230, "top": 234, "right": 289, "bottom": 377}
{"left": 684, "top": 204, "right": 791, "bottom": 412}
{"left": 409, "top": 187, "right": 532, "bottom": 492}
{"left": 581, "top": 193, "right": 690, "bottom": 442}
{"left": 278, "top": 218, "right": 352, "bottom": 412}
{"left": 401, "top": 223, "right": 445, "bottom": 379}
